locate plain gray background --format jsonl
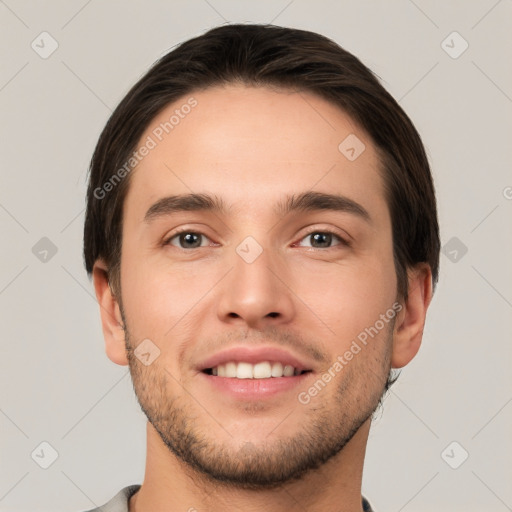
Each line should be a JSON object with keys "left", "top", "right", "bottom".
{"left": 1, "top": 1, "right": 511, "bottom": 511}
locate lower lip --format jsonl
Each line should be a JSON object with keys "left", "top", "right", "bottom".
{"left": 199, "top": 371, "right": 313, "bottom": 400}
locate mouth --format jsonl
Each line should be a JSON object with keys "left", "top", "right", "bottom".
{"left": 202, "top": 361, "right": 313, "bottom": 379}
{"left": 196, "top": 345, "right": 316, "bottom": 399}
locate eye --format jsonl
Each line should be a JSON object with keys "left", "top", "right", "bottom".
{"left": 296, "top": 230, "right": 349, "bottom": 249}
{"left": 165, "top": 230, "right": 212, "bottom": 249}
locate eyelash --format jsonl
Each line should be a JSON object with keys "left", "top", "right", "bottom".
{"left": 163, "top": 228, "right": 351, "bottom": 250}
{"left": 294, "top": 230, "right": 351, "bottom": 249}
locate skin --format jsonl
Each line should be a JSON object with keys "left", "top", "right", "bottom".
{"left": 93, "top": 84, "right": 432, "bottom": 512}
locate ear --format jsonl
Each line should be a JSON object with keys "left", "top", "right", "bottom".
{"left": 391, "top": 263, "right": 433, "bottom": 369}
{"left": 92, "top": 259, "right": 129, "bottom": 366}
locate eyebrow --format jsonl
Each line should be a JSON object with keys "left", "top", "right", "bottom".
{"left": 144, "top": 193, "right": 227, "bottom": 222}
{"left": 143, "top": 191, "right": 372, "bottom": 224}
{"left": 275, "top": 191, "right": 371, "bottom": 223}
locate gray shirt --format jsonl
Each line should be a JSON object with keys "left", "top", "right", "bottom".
{"left": 82, "top": 484, "right": 375, "bottom": 511}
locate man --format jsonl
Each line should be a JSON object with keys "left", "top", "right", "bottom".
{"left": 83, "top": 23, "right": 439, "bottom": 512}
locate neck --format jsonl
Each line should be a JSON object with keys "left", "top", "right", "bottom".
{"left": 129, "top": 420, "right": 370, "bottom": 512}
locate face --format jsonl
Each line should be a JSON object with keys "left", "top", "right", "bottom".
{"left": 117, "top": 84, "right": 400, "bottom": 487}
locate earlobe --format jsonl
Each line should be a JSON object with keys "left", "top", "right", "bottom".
{"left": 391, "top": 264, "right": 433, "bottom": 369}
{"left": 92, "top": 259, "right": 129, "bottom": 366}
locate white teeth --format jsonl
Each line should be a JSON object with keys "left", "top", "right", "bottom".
{"left": 271, "top": 362, "right": 283, "bottom": 377}
{"left": 253, "top": 362, "right": 272, "bottom": 378}
{"left": 225, "top": 361, "right": 237, "bottom": 378}
{"left": 283, "top": 365, "right": 294, "bottom": 377}
{"left": 210, "top": 361, "right": 305, "bottom": 379}
{"left": 236, "top": 362, "right": 253, "bottom": 379}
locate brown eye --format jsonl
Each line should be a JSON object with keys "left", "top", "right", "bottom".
{"left": 297, "top": 231, "right": 348, "bottom": 249}
{"left": 166, "top": 231, "right": 210, "bottom": 249}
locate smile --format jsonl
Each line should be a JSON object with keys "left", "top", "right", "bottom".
{"left": 203, "top": 361, "right": 312, "bottom": 379}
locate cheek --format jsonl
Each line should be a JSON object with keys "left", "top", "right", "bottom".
{"left": 292, "top": 252, "right": 397, "bottom": 349}
{"left": 120, "top": 254, "right": 220, "bottom": 339}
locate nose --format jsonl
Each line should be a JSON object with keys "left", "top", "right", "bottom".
{"left": 216, "top": 243, "right": 296, "bottom": 330}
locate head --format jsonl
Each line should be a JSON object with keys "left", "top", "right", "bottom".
{"left": 85, "top": 24, "right": 439, "bottom": 488}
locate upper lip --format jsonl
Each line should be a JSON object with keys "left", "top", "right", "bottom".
{"left": 197, "top": 345, "right": 316, "bottom": 373}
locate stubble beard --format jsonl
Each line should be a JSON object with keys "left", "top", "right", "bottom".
{"left": 122, "top": 309, "right": 393, "bottom": 490}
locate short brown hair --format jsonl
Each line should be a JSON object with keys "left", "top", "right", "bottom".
{"left": 83, "top": 23, "right": 440, "bottom": 305}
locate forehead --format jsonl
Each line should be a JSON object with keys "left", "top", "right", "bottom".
{"left": 123, "top": 84, "right": 388, "bottom": 226}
